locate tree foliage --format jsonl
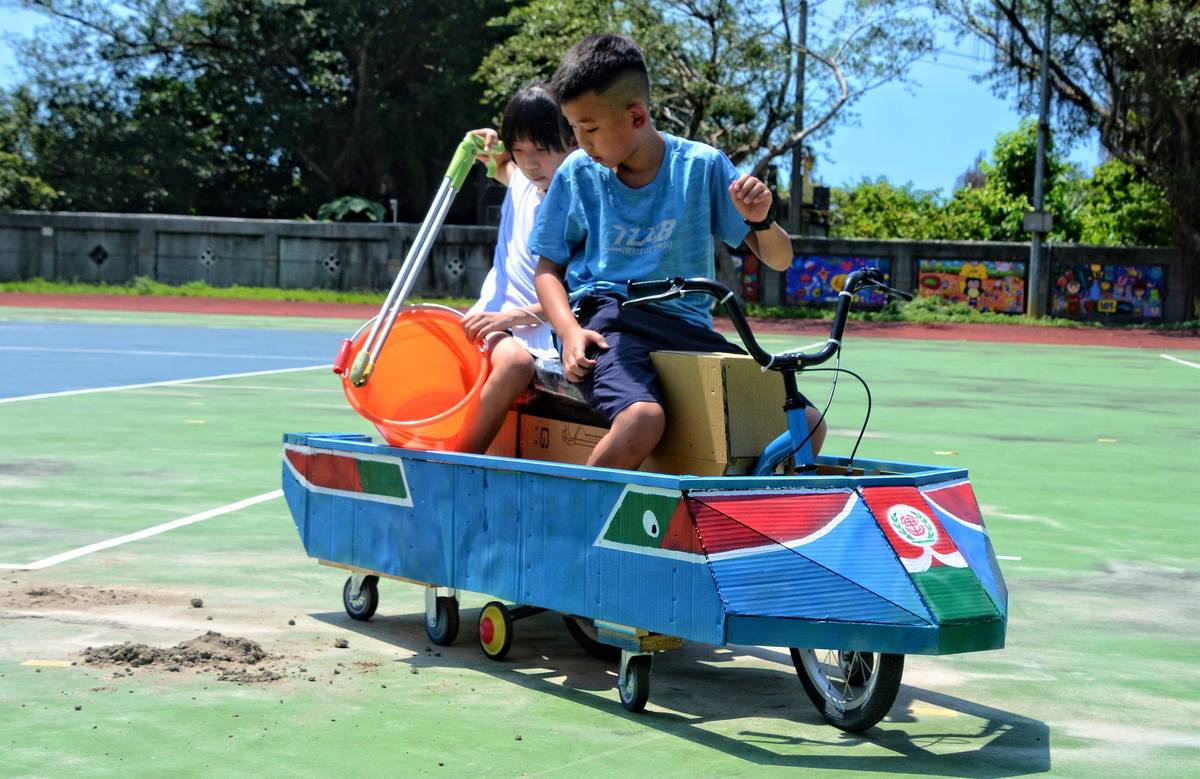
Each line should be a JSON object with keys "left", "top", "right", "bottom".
{"left": 830, "top": 118, "right": 1174, "bottom": 246}
{"left": 0, "top": 92, "right": 59, "bottom": 209}
{"left": 2, "top": 0, "right": 510, "bottom": 219}
{"left": 924, "top": 0, "right": 1199, "bottom": 281}
{"left": 479, "top": 0, "right": 933, "bottom": 179}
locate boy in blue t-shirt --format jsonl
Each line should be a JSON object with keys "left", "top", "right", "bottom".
{"left": 530, "top": 34, "right": 825, "bottom": 471}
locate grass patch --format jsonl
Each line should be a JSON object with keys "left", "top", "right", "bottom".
{"left": 0, "top": 277, "right": 475, "bottom": 309}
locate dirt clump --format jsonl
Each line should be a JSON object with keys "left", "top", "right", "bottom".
{"left": 80, "top": 631, "right": 282, "bottom": 683}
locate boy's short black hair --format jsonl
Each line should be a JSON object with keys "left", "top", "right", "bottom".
{"left": 551, "top": 34, "right": 650, "bottom": 105}
{"left": 500, "top": 82, "right": 575, "bottom": 153}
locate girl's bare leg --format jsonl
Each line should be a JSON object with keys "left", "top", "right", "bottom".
{"left": 460, "top": 334, "right": 534, "bottom": 454}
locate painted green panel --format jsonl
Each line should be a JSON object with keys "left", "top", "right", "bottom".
{"left": 913, "top": 565, "right": 1000, "bottom": 623}
{"left": 603, "top": 490, "right": 681, "bottom": 549}
{"left": 356, "top": 459, "right": 408, "bottom": 499}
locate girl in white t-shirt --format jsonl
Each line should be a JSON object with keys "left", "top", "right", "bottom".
{"left": 458, "top": 84, "right": 576, "bottom": 453}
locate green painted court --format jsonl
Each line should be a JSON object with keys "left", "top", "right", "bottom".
{"left": 1, "top": 305, "right": 1196, "bottom": 778}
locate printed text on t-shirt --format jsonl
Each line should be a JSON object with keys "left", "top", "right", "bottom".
{"left": 612, "top": 219, "right": 677, "bottom": 254}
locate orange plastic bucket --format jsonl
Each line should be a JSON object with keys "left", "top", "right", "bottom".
{"left": 341, "top": 306, "right": 490, "bottom": 451}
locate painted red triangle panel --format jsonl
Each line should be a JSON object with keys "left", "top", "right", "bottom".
{"left": 688, "top": 491, "right": 853, "bottom": 554}
{"left": 921, "top": 481, "right": 984, "bottom": 527}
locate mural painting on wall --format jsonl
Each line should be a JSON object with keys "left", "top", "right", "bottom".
{"left": 786, "top": 256, "right": 892, "bottom": 307}
{"left": 738, "top": 254, "right": 761, "bottom": 302}
{"left": 917, "top": 259, "right": 1027, "bottom": 314}
{"left": 1051, "top": 263, "right": 1165, "bottom": 319}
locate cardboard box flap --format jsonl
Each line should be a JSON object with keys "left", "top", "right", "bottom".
{"left": 649, "top": 352, "right": 727, "bottom": 461}
{"left": 722, "top": 355, "right": 788, "bottom": 458}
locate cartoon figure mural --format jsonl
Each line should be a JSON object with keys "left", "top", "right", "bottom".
{"left": 917, "top": 260, "right": 1026, "bottom": 313}
{"left": 786, "top": 256, "right": 891, "bottom": 307}
{"left": 737, "top": 254, "right": 761, "bottom": 302}
{"left": 1051, "top": 263, "right": 1165, "bottom": 319}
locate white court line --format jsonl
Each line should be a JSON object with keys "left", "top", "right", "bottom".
{"left": 0, "top": 345, "right": 324, "bottom": 361}
{"left": 0, "top": 490, "right": 283, "bottom": 571}
{"left": 996, "top": 555, "right": 1022, "bottom": 561}
{"left": 1160, "top": 353, "right": 1200, "bottom": 370}
{"left": 0, "top": 363, "right": 328, "bottom": 404}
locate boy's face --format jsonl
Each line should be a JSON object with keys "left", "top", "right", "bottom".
{"left": 561, "top": 90, "right": 642, "bottom": 169}
{"left": 510, "top": 139, "right": 574, "bottom": 193}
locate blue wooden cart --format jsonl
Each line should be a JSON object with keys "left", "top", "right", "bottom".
{"left": 281, "top": 271, "right": 1007, "bottom": 731}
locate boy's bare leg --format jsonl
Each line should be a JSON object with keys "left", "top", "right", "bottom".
{"left": 460, "top": 335, "right": 534, "bottom": 454}
{"left": 587, "top": 401, "right": 665, "bottom": 470}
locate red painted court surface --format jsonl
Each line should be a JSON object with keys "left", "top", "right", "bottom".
{"left": 3, "top": 291, "right": 1197, "bottom": 350}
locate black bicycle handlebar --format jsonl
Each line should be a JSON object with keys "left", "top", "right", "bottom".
{"left": 625, "top": 268, "right": 906, "bottom": 371}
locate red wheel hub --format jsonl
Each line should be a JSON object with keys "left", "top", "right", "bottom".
{"left": 480, "top": 616, "right": 495, "bottom": 644}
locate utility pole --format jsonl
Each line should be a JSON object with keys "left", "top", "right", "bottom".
{"left": 787, "top": 0, "right": 808, "bottom": 237}
{"left": 1026, "top": 0, "right": 1054, "bottom": 317}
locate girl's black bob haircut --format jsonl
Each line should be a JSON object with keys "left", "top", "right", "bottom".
{"left": 500, "top": 82, "right": 575, "bottom": 153}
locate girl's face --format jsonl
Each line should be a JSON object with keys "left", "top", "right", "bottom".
{"left": 510, "top": 139, "right": 574, "bottom": 193}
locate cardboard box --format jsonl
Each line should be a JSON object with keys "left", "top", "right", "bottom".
{"left": 513, "top": 351, "right": 787, "bottom": 476}
{"left": 518, "top": 414, "right": 605, "bottom": 466}
{"left": 645, "top": 351, "right": 787, "bottom": 475}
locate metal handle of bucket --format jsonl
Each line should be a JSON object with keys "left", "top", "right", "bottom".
{"left": 346, "top": 132, "right": 504, "bottom": 386}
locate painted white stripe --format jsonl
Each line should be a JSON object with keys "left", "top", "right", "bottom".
{"left": 0, "top": 364, "right": 328, "bottom": 404}
{"left": 1160, "top": 353, "right": 1200, "bottom": 370}
{"left": 0, "top": 490, "right": 282, "bottom": 571}
{"left": 0, "top": 345, "right": 324, "bottom": 361}
{"left": 996, "top": 555, "right": 1022, "bottom": 561}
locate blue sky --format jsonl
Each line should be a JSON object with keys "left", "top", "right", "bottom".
{"left": 1, "top": 2, "right": 1099, "bottom": 196}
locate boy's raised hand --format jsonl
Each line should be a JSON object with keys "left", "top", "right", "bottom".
{"left": 560, "top": 327, "right": 609, "bottom": 383}
{"left": 728, "top": 174, "right": 773, "bottom": 223}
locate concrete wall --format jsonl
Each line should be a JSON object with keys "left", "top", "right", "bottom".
{"left": 0, "top": 211, "right": 498, "bottom": 300}
{"left": 0, "top": 210, "right": 1186, "bottom": 320}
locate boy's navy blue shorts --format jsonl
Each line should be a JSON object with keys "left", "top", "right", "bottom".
{"left": 571, "top": 293, "right": 744, "bottom": 422}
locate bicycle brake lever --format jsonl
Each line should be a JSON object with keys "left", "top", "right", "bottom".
{"left": 861, "top": 279, "right": 913, "bottom": 301}
{"left": 622, "top": 287, "right": 684, "bottom": 307}
{"left": 880, "top": 284, "right": 913, "bottom": 301}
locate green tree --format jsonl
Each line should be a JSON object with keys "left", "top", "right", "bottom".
{"left": 926, "top": 0, "right": 1200, "bottom": 299}
{"left": 938, "top": 183, "right": 1029, "bottom": 241}
{"left": 830, "top": 120, "right": 1172, "bottom": 245}
{"left": 7, "top": 0, "right": 510, "bottom": 219}
{"left": 1068, "top": 159, "right": 1174, "bottom": 247}
{"left": 0, "top": 92, "right": 59, "bottom": 210}
{"left": 828, "top": 178, "right": 943, "bottom": 239}
{"left": 479, "top": 0, "right": 933, "bottom": 178}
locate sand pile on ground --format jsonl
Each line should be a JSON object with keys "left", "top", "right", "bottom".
{"left": 0, "top": 585, "right": 143, "bottom": 608}
{"left": 81, "top": 631, "right": 282, "bottom": 683}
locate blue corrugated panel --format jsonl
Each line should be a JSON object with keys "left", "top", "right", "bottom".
{"left": 708, "top": 548, "right": 930, "bottom": 626}
{"left": 514, "top": 472, "right": 598, "bottom": 615}
{"left": 456, "top": 465, "right": 516, "bottom": 599}
{"left": 780, "top": 498, "right": 933, "bottom": 624}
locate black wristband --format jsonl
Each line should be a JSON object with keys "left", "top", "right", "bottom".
{"left": 744, "top": 216, "right": 775, "bottom": 231}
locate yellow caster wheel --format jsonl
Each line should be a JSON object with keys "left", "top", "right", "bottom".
{"left": 478, "top": 601, "right": 514, "bottom": 661}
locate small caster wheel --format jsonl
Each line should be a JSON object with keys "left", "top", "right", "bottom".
{"left": 426, "top": 595, "right": 460, "bottom": 646}
{"left": 343, "top": 575, "right": 378, "bottom": 621}
{"left": 618, "top": 652, "right": 652, "bottom": 712}
{"left": 478, "top": 601, "right": 514, "bottom": 661}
